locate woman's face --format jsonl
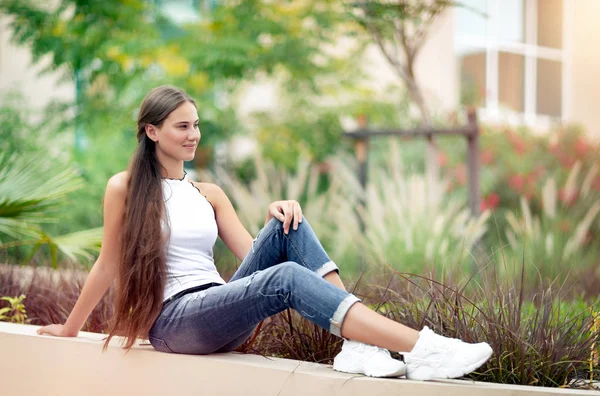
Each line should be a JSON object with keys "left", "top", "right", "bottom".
{"left": 150, "top": 101, "right": 200, "bottom": 162}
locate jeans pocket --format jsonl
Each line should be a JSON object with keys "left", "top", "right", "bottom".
{"left": 149, "top": 336, "right": 174, "bottom": 353}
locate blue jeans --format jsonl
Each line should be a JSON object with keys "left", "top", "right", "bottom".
{"left": 149, "top": 218, "right": 360, "bottom": 354}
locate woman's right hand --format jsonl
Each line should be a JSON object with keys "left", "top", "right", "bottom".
{"left": 37, "top": 324, "right": 78, "bottom": 337}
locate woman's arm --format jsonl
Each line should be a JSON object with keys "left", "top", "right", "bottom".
{"left": 197, "top": 182, "right": 253, "bottom": 261}
{"left": 197, "top": 182, "right": 304, "bottom": 261}
{"left": 37, "top": 172, "right": 128, "bottom": 337}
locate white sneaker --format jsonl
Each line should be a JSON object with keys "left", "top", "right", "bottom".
{"left": 333, "top": 340, "right": 407, "bottom": 378}
{"left": 403, "top": 326, "right": 493, "bottom": 380}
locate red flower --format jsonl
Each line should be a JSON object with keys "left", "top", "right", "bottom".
{"left": 523, "top": 190, "right": 536, "bottom": 200}
{"left": 507, "top": 130, "right": 527, "bottom": 155}
{"left": 559, "top": 188, "right": 578, "bottom": 206}
{"left": 508, "top": 174, "right": 525, "bottom": 193}
{"left": 525, "top": 170, "right": 542, "bottom": 185}
{"left": 574, "top": 138, "right": 589, "bottom": 158}
{"left": 437, "top": 151, "right": 449, "bottom": 167}
{"left": 512, "top": 140, "right": 527, "bottom": 155}
{"left": 480, "top": 149, "right": 495, "bottom": 165}
{"left": 558, "top": 154, "right": 576, "bottom": 169}
{"left": 481, "top": 193, "right": 500, "bottom": 211}
{"left": 455, "top": 164, "right": 467, "bottom": 186}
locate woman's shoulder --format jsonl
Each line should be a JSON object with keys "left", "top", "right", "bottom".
{"left": 106, "top": 171, "right": 129, "bottom": 197}
{"left": 190, "top": 181, "right": 226, "bottom": 203}
{"left": 192, "top": 181, "right": 223, "bottom": 194}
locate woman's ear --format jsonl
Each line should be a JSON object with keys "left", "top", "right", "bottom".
{"left": 145, "top": 124, "right": 159, "bottom": 142}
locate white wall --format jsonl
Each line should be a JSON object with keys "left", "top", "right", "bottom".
{"left": 0, "top": 15, "right": 74, "bottom": 111}
{"left": 569, "top": 0, "right": 600, "bottom": 137}
{"left": 361, "top": 10, "right": 457, "bottom": 114}
{"left": 235, "top": 10, "right": 457, "bottom": 122}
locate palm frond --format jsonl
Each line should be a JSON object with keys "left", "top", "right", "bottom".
{"left": 48, "top": 227, "right": 103, "bottom": 264}
{"left": 0, "top": 151, "right": 102, "bottom": 266}
{"left": 0, "top": 152, "right": 83, "bottom": 223}
{"left": 0, "top": 217, "right": 41, "bottom": 243}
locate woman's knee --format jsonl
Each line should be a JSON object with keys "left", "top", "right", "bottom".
{"left": 267, "top": 261, "right": 311, "bottom": 285}
{"left": 273, "top": 261, "right": 304, "bottom": 274}
{"left": 265, "top": 216, "right": 313, "bottom": 235}
{"left": 284, "top": 217, "right": 317, "bottom": 241}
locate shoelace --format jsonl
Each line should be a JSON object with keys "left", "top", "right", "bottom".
{"left": 363, "top": 344, "right": 392, "bottom": 357}
{"left": 423, "top": 332, "right": 462, "bottom": 354}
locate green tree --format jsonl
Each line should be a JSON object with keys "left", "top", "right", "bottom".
{"left": 0, "top": 92, "right": 39, "bottom": 155}
{"left": 0, "top": 0, "right": 363, "bottom": 237}
{"left": 348, "top": 0, "right": 455, "bottom": 124}
{"left": 348, "top": 0, "right": 457, "bottom": 192}
{"left": 0, "top": 0, "right": 350, "bottom": 138}
{"left": 1, "top": 0, "right": 159, "bottom": 92}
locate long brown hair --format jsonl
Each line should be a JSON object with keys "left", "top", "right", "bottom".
{"left": 104, "top": 85, "right": 196, "bottom": 350}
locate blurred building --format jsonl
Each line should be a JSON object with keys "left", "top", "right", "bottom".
{"left": 0, "top": 14, "right": 74, "bottom": 110}
{"left": 362, "top": 0, "right": 600, "bottom": 135}
{"left": 454, "top": 0, "right": 600, "bottom": 134}
{"left": 2, "top": 0, "right": 600, "bottom": 135}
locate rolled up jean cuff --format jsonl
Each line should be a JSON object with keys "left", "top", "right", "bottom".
{"left": 328, "top": 294, "right": 361, "bottom": 337}
{"left": 315, "top": 260, "right": 339, "bottom": 278}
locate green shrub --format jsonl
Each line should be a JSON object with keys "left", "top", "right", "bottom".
{"left": 494, "top": 163, "right": 600, "bottom": 285}
{"left": 0, "top": 294, "right": 28, "bottom": 324}
{"left": 5, "top": 262, "right": 597, "bottom": 389}
{"left": 240, "top": 264, "right": 600, "bottom": 388}
{"left": 215, "top": 148, "right": 488, "bottom": 276}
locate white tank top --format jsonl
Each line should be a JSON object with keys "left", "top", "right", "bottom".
{"left": 161, "top": 173, "right": 226, "bottom": 302}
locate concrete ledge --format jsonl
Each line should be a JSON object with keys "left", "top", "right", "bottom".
{"left": 0, "top": 322, "right": 596, "bottom": 396}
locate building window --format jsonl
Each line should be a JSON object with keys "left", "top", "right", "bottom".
{"left": 455, "top": 0, "right": 568, "bottom": 125}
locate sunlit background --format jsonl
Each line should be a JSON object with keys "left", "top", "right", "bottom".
{"left": 0, "top": 1, "right": 599, "bottom": 386}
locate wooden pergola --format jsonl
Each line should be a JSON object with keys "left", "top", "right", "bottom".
{"left": 344, "top": 109, "right": 481, "bottom": 217}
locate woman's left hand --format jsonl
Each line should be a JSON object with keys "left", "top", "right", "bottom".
{"left": 266, "top": 200, "right": 303, "bottom": 234}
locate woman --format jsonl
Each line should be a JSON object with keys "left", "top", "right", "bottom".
{"left": 37, "top": 85, "right": 492, "bottom": 380}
